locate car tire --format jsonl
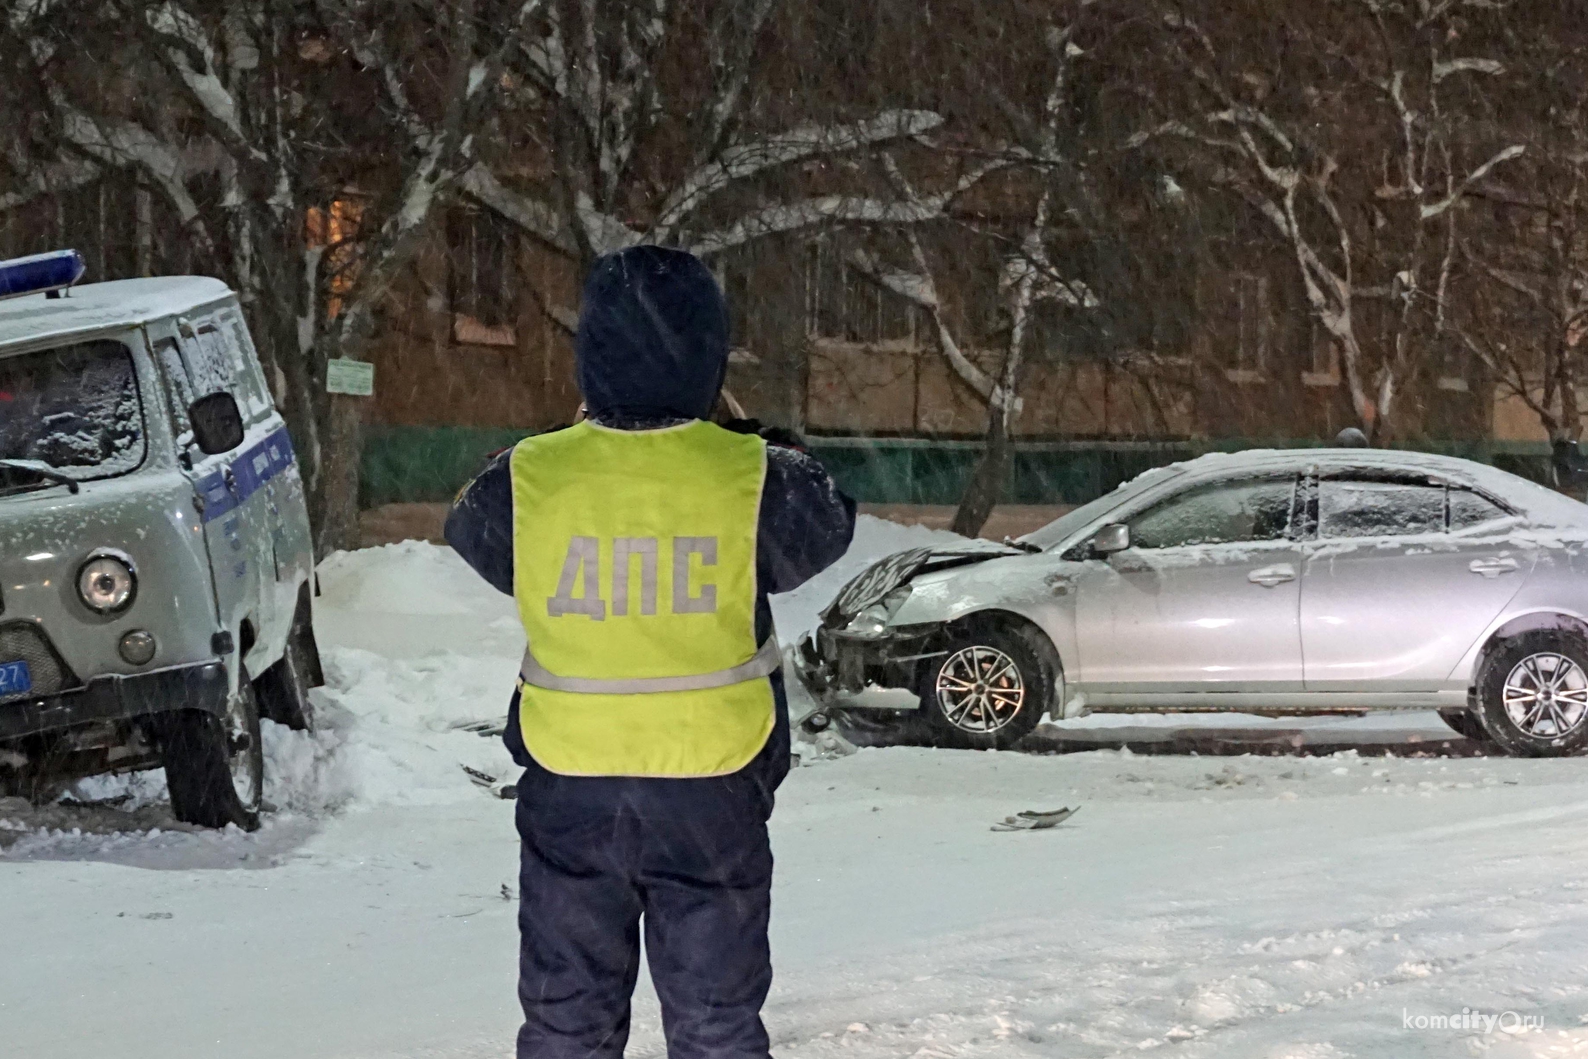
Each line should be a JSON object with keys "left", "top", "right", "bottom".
{"left": 160, "top": 667, "right": 264, "bottom": 831}
{"left": 918, "top": 622, "right": 1052, "bottom": 750}
{"left": 1437, "top": 709, "right": 1491, "bottom": 743}
{"left": 1474, "top": 630, "right": 1588, "bottom": 757}
{"left": 256, "top": 617, "right": 320, "bottom": 731}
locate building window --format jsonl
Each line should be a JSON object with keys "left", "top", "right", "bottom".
{"left": 305, "top": 198, "right": 363, "bottom": 319}
{"left": 1435, "top": 341, "right": 1470, "bottom": 392}
{"left": 805, "top": 235, "right": 920, "bottom": 348}
{"left": 1225, "top": 273, "right": 1269, "bottom": 383}
{"left": 449, "top": 207, "right": 517, "bottom": 347}
{"left": 1302, "top": 319, "right": 1341, "bottom": 387}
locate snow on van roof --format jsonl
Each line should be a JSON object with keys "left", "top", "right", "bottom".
{"left": 0, "top": 276, "right": 233, "bottom": 351}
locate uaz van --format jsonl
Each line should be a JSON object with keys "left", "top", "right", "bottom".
{"left": 0, "top": 250, "right": 320, "bottom": 830}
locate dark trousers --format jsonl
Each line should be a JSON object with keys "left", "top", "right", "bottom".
{"left": 514, "top": 763, "right": 775, "bottom": 1059}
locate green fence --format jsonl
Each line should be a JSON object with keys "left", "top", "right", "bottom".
{"left": 360, "top": 425, "right": 1558, "bottom": 509}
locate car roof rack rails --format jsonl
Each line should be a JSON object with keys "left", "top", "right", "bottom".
{"left": 0, "top": 249, "right": 87, "bottom": 302}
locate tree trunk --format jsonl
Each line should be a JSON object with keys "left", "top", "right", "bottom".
{"left": 951, "top": 400, "right": 1012, "bottom": 538}
{"left": 311, "top": 396, "right": 364, "bottom": 556}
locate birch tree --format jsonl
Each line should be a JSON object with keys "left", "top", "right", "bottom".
{"left": 4, "top": 0, "right": 539, "bottom": 552}
{"left": 458, "top": 0, "right": 951, "bottom": 310}
{"left": 846, "top": 12, "right": 1105, "bottom": 536}
{"left": 1143, "top": 0, "right": 1524, "bottom": 442}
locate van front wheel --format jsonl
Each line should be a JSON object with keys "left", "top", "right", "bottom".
{"left": 160, "top": 669, "right": 264, "bottom": 831}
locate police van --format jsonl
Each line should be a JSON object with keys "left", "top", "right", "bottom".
{"left": 0, "top": 251, "right": 320, "bottom": 830}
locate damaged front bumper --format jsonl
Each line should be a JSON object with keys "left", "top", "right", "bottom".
{"left": 793, "top": 624, "right": 945, "bottom": 714}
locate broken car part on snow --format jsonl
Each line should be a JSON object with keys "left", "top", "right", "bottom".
{"left": 990, "top": 806, "right": 1081, "bottom": 832}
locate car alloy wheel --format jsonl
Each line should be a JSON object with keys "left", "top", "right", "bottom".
{"left": 934, "top": 645, "right": 1026, "bottom": 734}
{"left": 1502, "top": 652, "right": 1588, "bottom": 739}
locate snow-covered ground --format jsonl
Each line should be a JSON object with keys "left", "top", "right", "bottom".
{"left": 4, "top": 518, "right": 1588, "bottom": 1058}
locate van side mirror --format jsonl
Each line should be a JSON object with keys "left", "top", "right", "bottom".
{"left": 1090, "top": 523, "right": 1131, "bottom": 556}
{"left": 189, "top": 392, "right": 244, "bottom": 455}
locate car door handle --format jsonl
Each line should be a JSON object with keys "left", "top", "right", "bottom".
{"left": 1469, "top": 557, "right": 1520, "bottom": 579}
{"left": 1248, "top": 564, "right": 1296, "bottom": 588}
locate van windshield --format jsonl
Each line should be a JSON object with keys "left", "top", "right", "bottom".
{"left": 0, "top": 339, "right": 146, "bottom": 493}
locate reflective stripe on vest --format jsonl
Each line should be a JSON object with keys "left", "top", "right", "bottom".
{"left": 519, "top": 632, "right": 781, "bottom": 694}
{"left": 509, "top": 420, "right": 775, "bottom": 778}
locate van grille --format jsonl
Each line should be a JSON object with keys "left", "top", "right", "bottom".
{"left": 0, "top": 621, "right": 75, "bottom": 701}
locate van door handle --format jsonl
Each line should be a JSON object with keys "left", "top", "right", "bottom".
{"left": 1469, "top": 557, "right": 1520, "bottom": 579}
{"left": 1248, "top": 564, "right": 1296, "bottom": 588}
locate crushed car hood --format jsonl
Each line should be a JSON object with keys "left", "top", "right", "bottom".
{"left": 820, "top": 543, "right": 1020, "bottom": 628}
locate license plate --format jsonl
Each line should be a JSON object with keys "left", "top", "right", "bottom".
{"left": 0, "top": 659, "right": 32, "bottom": 697}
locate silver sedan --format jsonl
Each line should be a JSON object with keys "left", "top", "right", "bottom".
{"left": 793, "top": 449, "right": 1588, "bottom": 757}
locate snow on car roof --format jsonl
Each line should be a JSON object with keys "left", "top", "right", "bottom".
{"left": 0, "top": 276, "right": 233, "bottom": 351}
{"left": 1158, "top": 447, "right": 1588, "bottom": 527}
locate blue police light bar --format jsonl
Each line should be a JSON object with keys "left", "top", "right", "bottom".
{"left": 0, "top": 250, "right": 87, "bottom": 300}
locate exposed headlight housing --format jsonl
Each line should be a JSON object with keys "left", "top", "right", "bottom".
{"left": 78, "top": 552, "right": 137, "bottom": 614}
{"left": 845, "top": 586, "right": 912, "bottom": 638}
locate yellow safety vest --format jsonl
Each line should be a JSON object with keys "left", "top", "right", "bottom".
{"left": 509, "top": 420, "right": 777, "bottom": 777}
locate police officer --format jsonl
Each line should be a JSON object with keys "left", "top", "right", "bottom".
{"left": 445, "top": 246, "right": 856, "bottom": 1059}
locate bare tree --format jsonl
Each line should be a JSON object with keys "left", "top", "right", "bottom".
{"left": 847, "top": 14, "right": 1104, "bottom": 536}
{"left": 1143, "top": 0, "right": 1524, "bottom": 442}
{"left": 458, "top": 0, "right": 951, "bottom": 310}
{"left": 849, "top": 185, "right": 1096, "bottom": 536}
{"left": 1449, "top": 22, "right": 1588, "bottom": 450}
{"left": 4, "top": 0, "right": 540, "bottom": 551}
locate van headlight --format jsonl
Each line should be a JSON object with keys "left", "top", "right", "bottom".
{"left": 78, "top": 553, "right": 137, "bottom": 614}
{"left": 846, "top": 586, "right": 912, "bottom": 638}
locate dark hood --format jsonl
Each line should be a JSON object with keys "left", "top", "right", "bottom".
{"left": 575, "top": 245, "right": 729, "bottom": 421}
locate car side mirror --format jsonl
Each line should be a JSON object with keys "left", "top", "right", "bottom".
{"left": 189, "top": 392, "right": 244, "bottom": 455}
{"left": 1090, "top": 523, "right": 1131, "bottom": 556}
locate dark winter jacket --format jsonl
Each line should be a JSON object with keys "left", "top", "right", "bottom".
{"left": 444, "top": 246, "right": 855, "bottom": 806}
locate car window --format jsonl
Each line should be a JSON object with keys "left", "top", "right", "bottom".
{"left": 208, "top": 310, "right": 274, "bottom": 423}
{"left": 187, "top": 323, "right": 239, "bottom": 398}
{"left": 152, "top": 337, "right": 195, "bottom": 437}
{"left": 1021, "top": 466, "right": 1185, "bottom": 550}
{"left": 1127, "top": 477, "right": 1296, "bottom": 549}
{"left": 1318, "top": 480, "right": 1444, "bottom": 538}
{"left": 0, "top": 339, "right": 146, "bottom": 484}
{"left": 1449, "top": 488, "right": 1510, "bottom": 531}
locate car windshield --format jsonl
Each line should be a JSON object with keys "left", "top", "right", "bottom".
{"left": 0, "top": 339, "right": 146, "bottom": 493}
{"left": 1019, "top": 466, "right": 1185, "bottom": 550}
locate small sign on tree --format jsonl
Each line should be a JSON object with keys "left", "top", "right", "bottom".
{"left": 325, "top": 358, "right": 375, "bottom": 397}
